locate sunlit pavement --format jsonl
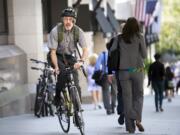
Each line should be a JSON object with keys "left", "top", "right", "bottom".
{"left": 0, "top": 93, "right": 180, "bottom": 135}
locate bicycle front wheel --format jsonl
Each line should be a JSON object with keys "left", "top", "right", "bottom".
{"left": 57, "top": 92, "right": 70, "bottom": 133}
{"left": 71, "top": 87, "right": 85, "bottom": 135}
{"left": 74, "top": 111, "right": 85, "bottom": 135}
{"left": 34, "top": 83, "right": 45, "bottom": 118}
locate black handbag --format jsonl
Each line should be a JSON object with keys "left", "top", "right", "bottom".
{"left": 92, "top": 52, "right": 107, "bottom": 86}
{"left": 92, "top": 70, "right": 106, "bottom": 86}
{"left": 107, "top": 34, "right": 121, "bottom": 71}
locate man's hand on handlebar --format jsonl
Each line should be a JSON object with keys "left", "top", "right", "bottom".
{"left": 74, "top": 61, "right": 84, "bottom": 70}
{"left": 54, "top": 66, "right": 60, "bottom": 75}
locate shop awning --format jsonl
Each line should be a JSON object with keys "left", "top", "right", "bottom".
{"left": 106, "top": 3, "right": 120, "bottom": 33}
{"left": 95, "top": 8, "right": 114, "bottom": 37}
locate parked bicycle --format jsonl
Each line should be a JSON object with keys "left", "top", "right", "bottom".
{"left": 56, "top": 62, "right": 86, "bottom": 135}
{"left": 30, "top": 58, "right": 55, "bottom": 118}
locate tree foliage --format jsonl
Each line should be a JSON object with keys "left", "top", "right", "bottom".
{"left": 156, "top": 0, "right": 180, "bottom": 55}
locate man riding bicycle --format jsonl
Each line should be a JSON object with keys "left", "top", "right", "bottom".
{"left": 48, "top": 7, "right": 88, "bottom": 106}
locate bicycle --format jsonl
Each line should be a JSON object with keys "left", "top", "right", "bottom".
{"left": 30, "top": 58, "right": 55, "bottom": 118}
{"left": 56, "top": 63, "right": 86, "bottom": 135}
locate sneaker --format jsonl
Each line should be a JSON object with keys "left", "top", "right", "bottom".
{"left": 127, "top": 129, "right": 135, "bottom": 134}
{"left": 98, "top": 105, "right": 102, "bottom": 109}
{"left": 50, "top": 112, "right": 54, "bottom": 116}
{"left": 127, "top": 120, "right": 135, "bottom": 133}
{"left": 168, "top": 98, "right": 172, "bottom": 102}
{"left": 118, "top": 114, "right": 124, "bottom": 125}
{"left": 111, "top": 107, "right": 115, "bottom": 114}
{"left": 106, "top": 109, "right": 112, "bottom": 115}
{"left": 136, "top": 121, "right": 145, "bottom": 132}
{"left": 156, "top": 108, "right": 159, "bottom": 112}
{"left": 159, "top": 108, "right": 164, "bottom": 112}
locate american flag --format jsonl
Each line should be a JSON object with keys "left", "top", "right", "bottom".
{"left": 144, "top": 0, "right": 158, "bottom": 27}
{"left": 134, "top": 0, "right": 158, "bottom": 27}
{"left": 134, "top": 0, "right": 146, "bottom": 22}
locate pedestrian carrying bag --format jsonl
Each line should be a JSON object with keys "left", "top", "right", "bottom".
{"left": 92, "top": 70, "right": 106, "bottom": 86}
{"left": 92, "top": 52, "right": 107, "bottom": 86}
{"left": 107, "top": 34, "right": 121, "bottom": 71}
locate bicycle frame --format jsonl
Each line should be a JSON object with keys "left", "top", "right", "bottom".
{"left": 57, "top": 66, "right": 85, "bottom": 135}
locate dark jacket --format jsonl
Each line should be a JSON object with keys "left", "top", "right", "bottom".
{"left": 148, "top": 61, "right": 165, "bottom": 82}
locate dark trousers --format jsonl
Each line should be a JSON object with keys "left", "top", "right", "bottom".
{"left": 119, "top": 71, "right": 144, "bottom": 131}
{"left": 176, "top": 80, "right": 180, "bottom": 93}
{"left": 101, "top": 76, "right": 117, "bottom": 111}
{"left": 55, "top": 54, "right": 81, "bottom": 102}
{"left": 56, "top": 69, "right": 81, "bottom": 99}
{"left": 115, "top": 72, "right": 124, "bottom": 115}
{"left": 152, "top": 80, "right": 164, "bottom": 110}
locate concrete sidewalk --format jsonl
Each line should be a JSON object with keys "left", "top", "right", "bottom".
{"left": 0, "top": 95, "right": 180, "bottom": 135}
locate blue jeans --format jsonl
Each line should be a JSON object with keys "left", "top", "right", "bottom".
{"left": 152, "top": 81, "right": 164, "bottom": 110}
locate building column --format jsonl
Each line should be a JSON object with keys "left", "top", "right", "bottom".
{"left": 8, "top": 0, "right": 44, "bottom": 83}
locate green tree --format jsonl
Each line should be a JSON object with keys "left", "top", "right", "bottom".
{"left": 156, "top": 0, "right": 180, "bottom": 56}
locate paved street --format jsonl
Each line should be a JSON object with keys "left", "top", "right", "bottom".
{"left": 0, "top": 95, "right": 180, "bottom": 135}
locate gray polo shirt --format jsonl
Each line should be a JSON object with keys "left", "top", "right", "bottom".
{"left": 48, "top": 24, "right": 87, "bottom": 56}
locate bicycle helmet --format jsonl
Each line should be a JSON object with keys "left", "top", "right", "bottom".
{"left": 61, "top": 7, "right": 77, "bottom": 19}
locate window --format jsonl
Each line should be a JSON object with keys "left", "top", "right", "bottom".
{"left": 42, "top": 0, "right": 67, "bottom": 33}
{"left": 0, "top": 0, "right": 8, "bottom": 34}
{"left": 42, "top": 0, "right": 51, "bottom": 33}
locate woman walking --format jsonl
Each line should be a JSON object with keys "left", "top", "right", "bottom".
{"left": 115, "top": 17, "right": 147, "bottom": 133}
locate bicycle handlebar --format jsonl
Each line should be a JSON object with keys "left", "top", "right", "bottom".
{"left": 30, "top": 58, "right": 48, "bottom": 65}
{"left": 30, "top": 58, "right": 38, "bottom": 62}
{"left": 31, "top": 66, "right": 54, "bottom": 73}
{"left": 31, "top": 67, "right": 39, "bottom": 70}
{"left": 60, "top": 63, "right": 87, "bottom": 78}
{"left": 30, "top": 58, "right": 87, "bottom": 78}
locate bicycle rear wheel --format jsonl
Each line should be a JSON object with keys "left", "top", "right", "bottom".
{"left": 57, "top": 92, "right": 70, "bottom": 133}
{"left": 71, "top": 87, "right": 85, "bottom": 135}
